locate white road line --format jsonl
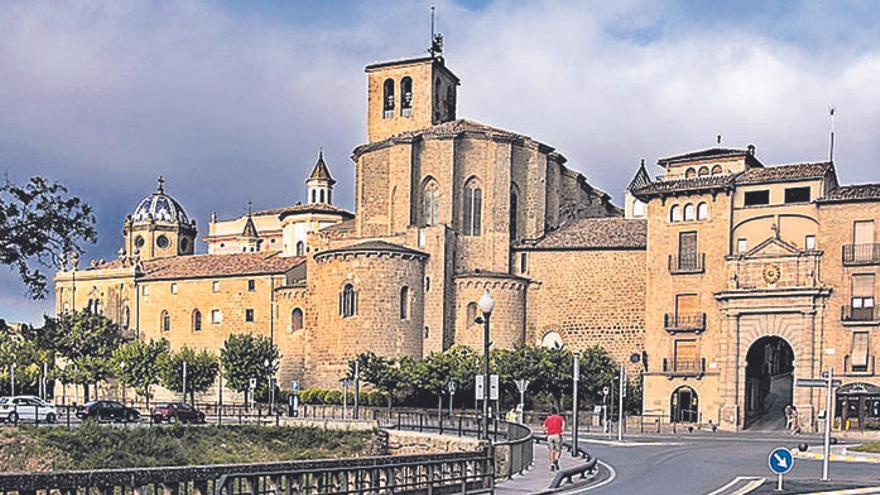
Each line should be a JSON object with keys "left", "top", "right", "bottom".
{"left": 705, "top": 476, "right": 765, "bottom": 495}
{"left": 555, "top": 460, "right": 617, "bottom": 494}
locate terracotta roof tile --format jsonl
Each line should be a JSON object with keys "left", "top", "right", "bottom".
{"left": 736, "top": 161, "right": 833, "bottom": 185}
{"left": 632, "top": 174, "right": 736, "bottom": 197}
{"left": 315, "top": 240, "right": 427, "bottom": 258}
{"left": 254, "top": 203, "right": 353, "bottom": 219}
{"left": 520, "top": 217, "right": 647, "bottom": 250}
{"left": 139, "top": 253, "right": 304, "bottom": 280}
{"left": 821, "top": 183, "right": 880, "bottom": 203}
{"left": 658, "top": 147, "right": 750, "bottom": 164}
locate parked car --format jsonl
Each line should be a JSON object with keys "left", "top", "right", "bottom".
{"left": 75, "top": 400, "right": 141, "bottom": 422}
{"left": 0, "top": 396, "right": 58, "bottom": 423}
{"left": 151, "top": 402, "right": 206, "bottom": 424}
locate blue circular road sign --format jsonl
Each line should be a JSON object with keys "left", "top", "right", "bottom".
{"left": 768, "top": 447, "right": 794, "bottom": 475}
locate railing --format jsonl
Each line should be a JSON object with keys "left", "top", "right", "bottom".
{"left": 844, "top": 354, "right": 877, "bottom": 375}
{"left": 669, "top": 253, "right": 706, "bottom": 274}
{"left": 0, "top": 451, "right": 494, "bottom": 495}
{"left": 843, "top": 243, "right": 880, "bottom": 265}
{"left": 493, "top": 422, "right": 534, "bottom": 479}
{"left": 664, "top": 313, "right": 706, "bottom": 333}
{"left": 662, "top": 358, "right": 706, "bottom": 377}
{"left": 841, "top": 305, "right": 879, "bottom": 322}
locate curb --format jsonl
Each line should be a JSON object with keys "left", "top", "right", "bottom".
{"left": 800, "top": 486, "right": 880, "bottom": 495}
{"left": 794, "top": 451, "right": 880, "bottom": 464}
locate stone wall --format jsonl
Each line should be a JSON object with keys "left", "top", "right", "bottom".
{"left": 385, "top": 430, "right": 484, "bottom": 456}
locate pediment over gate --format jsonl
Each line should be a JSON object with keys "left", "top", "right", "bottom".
{"left": 743, "top": 236, "right": 801, "bottom": 258}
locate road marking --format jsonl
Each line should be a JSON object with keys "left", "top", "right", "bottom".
{"left": 579, "top": 438, "right": 681, "bottom": 447}
{"left": 705, "top": 476, "right": 765, "bottom": 495}
{"left": 554, "top": 460, "right": 616, "bottom": 494}
{"left": 802, "top": 487, "right": 880, "bottom": 495}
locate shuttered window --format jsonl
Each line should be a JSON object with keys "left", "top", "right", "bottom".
{"left": 675, "top": 293, "right": 699, "bottom": 316}
{"left": 678, "top": 232, "right": 698, "bottom": 269}
{"left": 851, "top": 332, "right": 870, "bottom": 369}
{"left": 854, "top": 221, "right": 875, "bottom": 245}
{"left": 674, "top": 340, "right": 699, "bottom": 372}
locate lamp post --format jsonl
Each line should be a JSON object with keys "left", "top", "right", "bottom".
{"left": 120, "top": 360, "right": 126, "bottom": 407}
{"left": 476, "top": 289, "right": 495, "bottom": 440}
{"left": 264, "top": 358, "right": 273, "bottom": 413}
{"left": 10, "top": 364, "right": 16, "bottom": 397}
{"left": 182, "top": 359, "right": 187, "bottom": 403}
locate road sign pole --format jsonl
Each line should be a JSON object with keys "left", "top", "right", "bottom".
{"left": 618, "top": 365, "right": 625, "bottom": 443}
{"left": 777, "top": 473, "right": 783, "bottom": 492}
{"left": 822, "top": 367, "right": 833, "bottom": 482}
{"left": 573, "top": 353, "right": 580, "bottom": 457}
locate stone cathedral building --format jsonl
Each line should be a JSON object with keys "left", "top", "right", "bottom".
{"left": 54, "top": 50, "right": 880, "bottom": 432}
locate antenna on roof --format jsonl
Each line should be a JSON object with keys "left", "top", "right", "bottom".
{"left": 829, "top": 106, "right": 836, "bottom": 163}
{"left": 428, "top": 5, "right": 443, "bottom": 58}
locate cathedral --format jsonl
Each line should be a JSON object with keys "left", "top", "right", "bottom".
{"left": 54, "top": 51, "right": 646, "bottom": 397}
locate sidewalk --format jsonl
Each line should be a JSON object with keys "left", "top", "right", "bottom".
{"left": 794, "top": 444, "right": 880, "bottom": 464}
{"left": 496, "top": 443, "right": 592, "bottom": 494}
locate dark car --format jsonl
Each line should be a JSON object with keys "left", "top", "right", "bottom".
{"left": 75, "top": 400, "right": 141, "bottom": 422}
{"left": 151, "top": 402, "right": 206, "bottom": 424}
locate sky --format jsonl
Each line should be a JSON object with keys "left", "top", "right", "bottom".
{"left": 2, "top": 0, "right": 880, "bottom": 323}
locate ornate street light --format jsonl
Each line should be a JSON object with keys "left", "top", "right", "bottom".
{"left": 476, "top": 289, "right": 495, "bottom": 440}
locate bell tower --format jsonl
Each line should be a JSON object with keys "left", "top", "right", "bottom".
{"left": 365, "top": 44, "right": 460, "bottom": 143}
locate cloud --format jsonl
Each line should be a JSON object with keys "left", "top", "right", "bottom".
{"left": 1, "top": 0, "right": 879, "bottom": 322}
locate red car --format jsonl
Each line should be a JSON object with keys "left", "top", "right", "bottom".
{"left": 150, "top": 402, "right": 206, "bottom": 424}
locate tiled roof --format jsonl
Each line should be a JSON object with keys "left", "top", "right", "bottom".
{"left": 821, "top": 183, "right": 880, "bottom": 203}
{"left": 626, "top": 162, "right": 651, "bottom": 191}
{"left": 520, "top": 217, "right": 647, "bottom": 250}
{"left": 139, "top": 253, "right": 304, "bottom": 280}
{"left": 255, "top": 203, "right": 354, "bottom": 219}
{"left": 658, "top": 147, "right": 749, "bottom": 164}
{"left": 315, "top": 240, "right": 427, "bottom": 258}
{"left": 736, "top": 161, "right": 833, "bottom": 185}
{"left": 632, "top": 174, "right": 736, "bottom": 197}
{"left": 309, "top": 151, "right": 335, "bottom": 184}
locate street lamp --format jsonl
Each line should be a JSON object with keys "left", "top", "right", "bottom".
{"left": 120, "top": 360, "right": 126, "bottom": 407}
{"left": 476, "top": 289, "right": 495, "bottom": 440}
{"left": 264, "top": 358, "right": 274, "bottom": 413}
{"left": 10, "top": 364, "right": 16, "bottom": 397}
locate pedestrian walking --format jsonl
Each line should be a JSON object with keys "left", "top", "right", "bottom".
{"left": 784, "top": 405, "right": 793, "bottom": 430}
{"left": 544, "top": 406, "right": 565, "bottom": 471}
{"left": 789, "top": 405, "right": 801, "bottom": 435}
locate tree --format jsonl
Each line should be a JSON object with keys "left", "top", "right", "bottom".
{"left": 346, "top": 352, "right": 401, "bottom": 412}
{"left": 0, "top": 321, "right": 51, "bottom": 396}
{"left": 0, "top": 176, "right": 96, "bottom": 299}
{"left": 161, "top": 346, "right": 219, "bottom": 404}
{"left": 52, "top": 311, "right": 124, "bottom": 401}
{"left": 112, "top": 339, "right": 168, "bottom": 406}
{"left": 219, "top": 334, "right": 279, "bottom": 405}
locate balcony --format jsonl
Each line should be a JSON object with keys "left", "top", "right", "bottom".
{"left": 662, "top": 357, "right": 706, "bottom": 378}
{"left": 843, "top": 244, "right": 880, "bottom": 266}
{"left": 664, "top": 313, "right": 706, "bottom": 334}
{"left": 843, "top": 355, "right": 876, "bottom": 376}
{"left": 841, "top": 305, "right": 880, "bottom": 324}
{"left": 669, "top": 253, "right": 706, "bottom": 274}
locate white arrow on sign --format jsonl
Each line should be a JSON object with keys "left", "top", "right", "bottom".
{"left": 773, "top": 453, "right": 788, "bottom": 469}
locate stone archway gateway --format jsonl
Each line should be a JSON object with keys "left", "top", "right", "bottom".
{"left": 744, "top": 336, "right": 794, "bottom": 430}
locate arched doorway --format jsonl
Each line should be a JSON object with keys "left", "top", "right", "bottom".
{"left": 744, "top": 336, "right": 794, "bottom": 430}
{"left": 671, "top": 386, "right": 699, "bottom": 423}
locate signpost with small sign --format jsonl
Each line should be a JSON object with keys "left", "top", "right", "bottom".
{"left": 768, "top": 447, "right": 794, "bottom": 491}
{"left": 795, "top": 368, "right": 840, "bottom": 482}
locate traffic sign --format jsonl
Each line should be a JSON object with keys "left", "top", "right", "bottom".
{"left": 475, "top": 375, "right": 499, "bottom": 401}
{"left": 796, "top": 378, "right": 842, "bottom": 388}
{"left": 768, "top": 447, "right": 794, "bottom": 475}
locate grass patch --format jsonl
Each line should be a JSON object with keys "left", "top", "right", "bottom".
{"left": 850, "top": 441, "right": 880, "bottom": 454}
{"left": 0, "top": 422, "right": 379, "bottom": 472}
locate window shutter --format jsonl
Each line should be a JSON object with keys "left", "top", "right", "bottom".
{"left": 853, "top": 274, "right": 875, "bottom": 297}
{"left": 852, "top": 332, "right": 870, "bottom": 367}
{"left": 675, "top": 294, "right": 699, "bottom": 315}
{"left": 854, "top": 221, "right": 874, "bottom": 245}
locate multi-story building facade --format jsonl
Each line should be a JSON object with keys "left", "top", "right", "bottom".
{"left": 54, "top": 51, "right": 646, "bottom": 399}
{"left": 632, "top": 147, "right": 880, "bottom": 431}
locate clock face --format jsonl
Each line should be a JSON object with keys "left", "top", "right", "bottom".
{"left": 763, "top": 263, "right": 781, "bottom": 284}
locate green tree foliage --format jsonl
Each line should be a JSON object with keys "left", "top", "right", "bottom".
{"left": 51, "top": 311, "right": 124, "bottom": 401}
{"left": 0, "top": 321, "right": 52, "bottom": 395}
{"left": 219, "top": 334, "right": 279, "bottom": 405}
{"left": 0, "top": 176, "right": 96, "bottom": 299}
{"left": 160, "top": 346, "right": 219, "bottom": 404}
{"left": 346, "top": 352, "right": 401, "bottom": 410}
{"left": 112, "top": 339, "right": 168, "bottom": 405}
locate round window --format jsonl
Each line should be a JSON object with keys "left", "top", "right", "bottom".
{"left": 134, "top": 236, "right": 145, "bottom": 248}
{"left": 156, "top": 235, "right": 170, "bottom": 249}
{"left": 179, "top": 237, "right": 189, "bottom": 253}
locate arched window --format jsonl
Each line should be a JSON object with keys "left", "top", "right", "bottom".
{"left": 520, "top": 253, "right": 528, "bottom": 273}
{"left": 670, "top": 205, "right": 682, "bottom": 222}
{"left": 446, "top": 86, "right": 455, "bottom": 119}
{"left": 711, "top": 165, "right": 723, "bottom": 175}
{"left": 467, "top": 302, "right": 478, "bottom": 325}
{"left": 510, "top": 189, "right": 519, "bottom": 240}
{"left": 684, "top": 203, "right": 696, "bottom": 221}
{"left": 685, "top": 168, "right": 696, "bottom": 179}
{"left": 697, "top": 202, "right": 709, "bottom": 220}
{"left": 296, "top": 241, "right": 305, "bottom": 256}
{"left": 291, "top": 308, "right": 304, "bottom": 331}
{"left": 463, "top": 178, "right": 482, "bottom": 236}
{"left": 161, "top": 310, "right": 171, "bottom": 332}
{"left": 122, "top": 305, "right": 130, "bottom": 330}
{"left": 400, "top": 286, "right": 410, "bottom": 320}
{"left": 383, "top": 78, "right": 394, "bottom": 118}
{"left": 425, "top": 276, "right": 431, "bottom": 292}
{"left": 340, "top": 284, "right": 357, "bottom": 318}
{"left": 400, "top": 76, "right": 413, "bottom": 117}
{"left": 541, "top": 332, "right": 563, "bottom": 350}
{"left": 434, "top": 78, "right": 441, "bottom": 121}
{"left": 192, "top": 310, "right": 202, "bottom": 332}
{"left": 422, "top": 179, "right": 440, "bottom": 226}
{"left": 94, "top": 299, "right": 102, "bottom": 315}
{"left": 698, "top": 166, "right": 710, "bottom": 177}
{"left": 319, "top": 190, "right": 325, "bottom": 203}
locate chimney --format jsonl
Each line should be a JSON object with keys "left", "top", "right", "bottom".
{"left": 747, "top": 144, "right": 756, "bottom": 156}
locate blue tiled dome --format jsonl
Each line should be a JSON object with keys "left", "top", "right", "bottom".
{"left": 131, "top": 177, "right": 190, "bottom": 225}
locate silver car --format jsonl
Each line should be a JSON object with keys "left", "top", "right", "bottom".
{"left": 0, "top": 396, "right": 58, "bottom": 423}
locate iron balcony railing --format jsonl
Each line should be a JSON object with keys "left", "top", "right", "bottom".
{"left": 843, "top": 243, "right": 880, "bottom": 265}
{"left": 664, "top": 313, "right": 707, "bottom": 333}
{"left": 668, "top": 253, "right": 706, "bottom": 274}
{"left": 844, "top": 355, "right": 877, "bottom": 375}
{"left": 841, "top": 305, "right": 879, "bottom": 322}
{"left": 662, "top": 357, "right": 706, "bottom": 377}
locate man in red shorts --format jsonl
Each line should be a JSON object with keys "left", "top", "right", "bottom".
{"left": 543, "top": 406, "right": 565, "bottom": 471}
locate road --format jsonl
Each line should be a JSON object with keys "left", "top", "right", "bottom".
{"left": 557, "top": 432, "right": 880, "bottom": 494}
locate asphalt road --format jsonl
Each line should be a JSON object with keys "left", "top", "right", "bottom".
{"left": 562, "top": 432, "right": 880, "bottom": 495}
